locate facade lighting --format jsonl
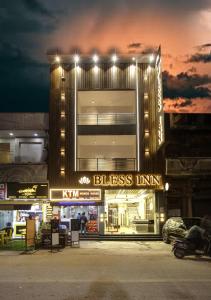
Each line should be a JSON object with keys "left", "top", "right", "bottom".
{"left": 74, "top": 54, "right": 80, "bottom": 63}
{"left": 60, "top": 149, "right": 65, "bottom": 156}
{"left": 60, "top": 130, "right": 65, "bottom": 138}
{"left": 60, "top": 168, "right": 65, "bottom": 176}
{"left": 112, "top": 54, "right": 117, "bottom": 63}
{"left": 93, "top": 54, "right": 99, "bottom": 63}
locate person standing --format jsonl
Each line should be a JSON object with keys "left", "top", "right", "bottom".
{"left": 80, "top": 212, "right": 87, "bottom": 235}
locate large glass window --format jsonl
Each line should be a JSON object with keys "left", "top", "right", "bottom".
{"left": 104, "top": 190, "right": 159, "bottom": 234}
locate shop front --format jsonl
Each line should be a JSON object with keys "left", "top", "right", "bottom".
{"left": 0, "top": 182, "right": 49, "bottom": 238}
{"left": 50, "top": 172, "right": 165, "bottom": 236}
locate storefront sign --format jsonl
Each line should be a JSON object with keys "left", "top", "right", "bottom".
{"left": 50, "top": 189, "right": 101, "bottom": 202}
{"left": 7, "top": 183, "right": 48, "bottom": 200}
{"left": 92, "top": 174, "right": 163, "bottom": 189}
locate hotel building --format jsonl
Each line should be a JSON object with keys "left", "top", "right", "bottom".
{"left": 48, "top": 49, "right": 165, "bottom": 236}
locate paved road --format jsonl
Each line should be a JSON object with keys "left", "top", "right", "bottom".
{"left": 0, "top": 241, "right": 211, "bottom": 300}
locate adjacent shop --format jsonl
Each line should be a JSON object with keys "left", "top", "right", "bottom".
{"left": 0, "top": 182, "right": 49, "bottom": 238}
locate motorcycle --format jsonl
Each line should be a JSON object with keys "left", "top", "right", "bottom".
{"left": 172, "top": 235, "right": 211, "bottom": 259}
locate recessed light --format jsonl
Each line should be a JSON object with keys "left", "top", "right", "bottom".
{"left": 91, "top": 100, "right": 95, "bottom": 104}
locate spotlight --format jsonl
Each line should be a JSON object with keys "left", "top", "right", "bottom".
{"left": 74, "top": 54, "right": 80, "bottom": 63}
{"left": 112, "top": 54, "right": 117, "bottom": 63}
{"left": 149, "top": 54, "right": 154, "bottom": 63}
{"left": 93, "top": 54, "right": 99, "bottom": 63}
{"left": 55, "top": 56, "right": 60, "bottom": 63}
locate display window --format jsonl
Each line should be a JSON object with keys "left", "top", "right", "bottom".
{"left": 60, "top": 205, "right": 99, "bottom": 233}
{"left": 104, "top": 189, "right": 159, "bottom": 234}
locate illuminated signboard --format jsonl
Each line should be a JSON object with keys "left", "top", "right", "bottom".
{"left": 7, "top": 183, "right": 48, "bottom": 200}
{"left": 50, "top": 189, "right": 101, "bottom": 202}
{"left": 92, "top": 174, "right": 163, "bottom": 189}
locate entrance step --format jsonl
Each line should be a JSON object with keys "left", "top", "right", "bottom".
{"left": 79, "top": 234, "right": 162, "bottom": 241}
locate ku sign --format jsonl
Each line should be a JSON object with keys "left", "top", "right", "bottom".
{"left": 92, "top": 174, "right": 163, "bottom": 189}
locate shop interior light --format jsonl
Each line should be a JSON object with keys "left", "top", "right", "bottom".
{"left": 149, "top": 54, "right": 154, "bottom": 63}
{"left": 34, "top": 133, "right": 38, "bottom": 137}
{"left": 112, "top": 54, "right": 117, "bottom": 63}
{"left": 55, "top": 56, "right": 60, "bottom": 63}
{"left": 74, "top": 54, "right": 80, "bottom": 63}
{"left": 93, "top": 54, "right": 99, "bottom": 63}
{"left": 9, "top": 132, "right": 14, "bottom": 136}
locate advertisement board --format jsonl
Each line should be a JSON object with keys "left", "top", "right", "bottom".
{"left": 7, "top": 183, "right": 48, "bottom": 200}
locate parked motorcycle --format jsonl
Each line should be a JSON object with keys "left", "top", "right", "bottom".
{"left": 172, "top": 235, "right": 211, "bottom": 259}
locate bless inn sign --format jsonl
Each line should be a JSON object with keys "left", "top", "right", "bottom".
{"left": 76, "top": 173, "right": 164, "bottom": 189}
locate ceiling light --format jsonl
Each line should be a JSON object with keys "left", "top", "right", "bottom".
{"left": 74, "top": 54, "right": 80, "bottom": 63}
{"left": 132, "top": 57, "right": 136, "bottom": 61}
{"left": 112, "top": 54, "right": 117, "bottom": 63}
{"left": 93, "top": 54, "right": 99, "bottom": 63}
{"left": 9, "top": 132, "right": 13, "bottom": 136}
{"left": 34, "top": 133, "right": 38, "bottom": 137}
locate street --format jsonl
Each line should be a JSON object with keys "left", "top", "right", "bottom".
{"left": 0, "top": 241, "right": 211, "bottom": 300}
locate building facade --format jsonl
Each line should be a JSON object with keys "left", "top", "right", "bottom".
{"left": 0, "top": 113, "right": 49, "bottom": 236}
{"left": 48, "top": 51, "right": 165, "bottom": 236}
{"left": 165, "top": 113, "right": 211, "bottom": 218}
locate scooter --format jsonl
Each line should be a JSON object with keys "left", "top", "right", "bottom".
{"left": 172, "top": 235, "right": 211, "bottom": 259}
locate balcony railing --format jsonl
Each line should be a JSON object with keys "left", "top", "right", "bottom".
{"left": 77, "top": 113, "right": 136, "bottom": 125}
{"left": 77, "top": 158, "right": 136, "bottom": 171}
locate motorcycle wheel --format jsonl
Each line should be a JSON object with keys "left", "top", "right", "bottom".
{"left": 174, "top": 248, "right": 185, "bottom": 259}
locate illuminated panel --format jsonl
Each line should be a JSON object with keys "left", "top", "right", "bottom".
{"left": 157, "top": 60, "right": 164, "bottom": 146}
{"left": 50, "top": 189, "right": 102, "bottom": 202}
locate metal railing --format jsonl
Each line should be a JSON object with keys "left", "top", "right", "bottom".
{"left": 77, "top": 113, "right": 136, "bottom": 125}
{"left": 77, "top": 158, "right": 136, "bottom": 171}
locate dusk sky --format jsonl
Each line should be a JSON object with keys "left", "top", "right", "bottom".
{"left": 0, "top": 0, "right": 211, "bottom": 113}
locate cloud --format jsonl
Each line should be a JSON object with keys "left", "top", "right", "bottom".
{"left": 196, "top": 43, "right": 211, "bottom": 51}
{"left": 22, "top": 0, "right": 54, "bottom": 18}
{"left": 186, "top": 53, "right": 211, "bottom": 63}
{"left": 163, "top": 71, "right": 211, "bottom": 99}
{"left": 128, "top": 43, "right": 142, "bottom": 49}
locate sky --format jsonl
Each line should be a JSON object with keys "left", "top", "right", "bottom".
{"left": 0, "top": 0, "right": 211, "bottom": 113}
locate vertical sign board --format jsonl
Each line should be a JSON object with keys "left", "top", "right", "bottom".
{"left": 26, "top": 218, "right": 36, "bottom": 248}
{"left": 51, "top": 219, "right": 59, "bottom": 248}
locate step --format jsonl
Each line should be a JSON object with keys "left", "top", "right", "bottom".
{"left": 80, "top": 234, "right": 162, "bottom": 241}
